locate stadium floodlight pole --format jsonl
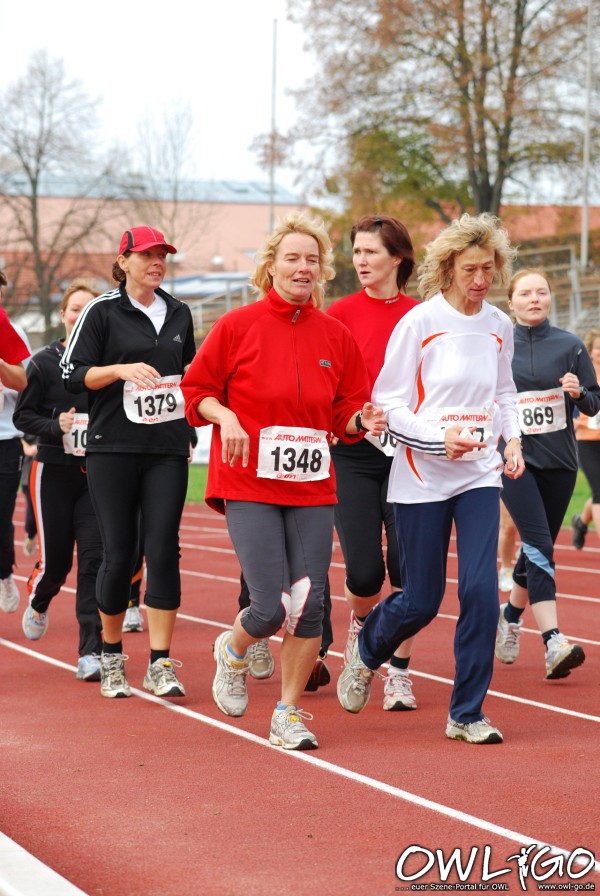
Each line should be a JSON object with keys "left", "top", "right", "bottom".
{"left": 580, "top": 0, "right": 593, "bottom": 273}
{"left": 269, "top": 18, "right": 278, "bottom": 234}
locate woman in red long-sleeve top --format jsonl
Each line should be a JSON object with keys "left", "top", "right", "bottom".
{"left": 182, "top": 212, "right": 385, "bottom": 751}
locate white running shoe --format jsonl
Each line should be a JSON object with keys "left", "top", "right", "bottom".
{"left": 122, "top": 605, "right": 144, "bottom": 633}
{"left": 22, "top": 605, "right": 49, "bottom": 640}
{"left": 545, "top": 632, "right": 585, "bottom": 680}
{"left": 212, "top": 631, "right": 249, "bottom": 717}
{"left": 446, "top": 715, "right": 503, "bottom": 744}
{"left": 383, "top": 669, "right": 417, "bottom": 711}
{"left": 143, "top": 658, "right": 185, "bottom": 696}
{"left": 248, "top": 639, "right": 275, "bottom": 679}
{"left": 269, "top": 705, "right": 318, "bottom": 750}
{"left": 498, "top": 567, "right": 513, "bottom": 592}
{"left": 0, "top": 575, "right": 20, "bottom": 613}
{"left": 337, "top": 638, "right": 375, "bottom": 714}
{"left": 495, "top": 603, "right": 522, "bottom": 664}
{"left": 100, "top": 653, "right": 131, "bottom": 698}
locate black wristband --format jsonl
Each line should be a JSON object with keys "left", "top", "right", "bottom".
{"left": 355, "top": 411, "right": 365, "bottom": 432}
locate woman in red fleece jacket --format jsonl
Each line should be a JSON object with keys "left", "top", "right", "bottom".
{"left": 182, "top": 212, "right": 385, "bottom": 751}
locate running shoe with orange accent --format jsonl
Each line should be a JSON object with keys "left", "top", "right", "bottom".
{"left": 304, "top": 656, "right": 330, "bottom": 692}
{"left": 22, "top": 605, "right": 48, "bottom": 640}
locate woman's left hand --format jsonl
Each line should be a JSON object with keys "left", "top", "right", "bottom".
{"left": 360, "top": 402, "right": 387, "bottom": 435}
{"left": 559, "top": 373, "right": 582, "bottom": 399}
{"left": 503, "top": 437, "right": 525, "bottom": 479}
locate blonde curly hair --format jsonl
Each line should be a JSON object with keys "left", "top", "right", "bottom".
{"left": 251, "top": 212, "right": 335, "bottom": 309}
{"left": 418, "top": 213, "right": 517, "bottom": 301}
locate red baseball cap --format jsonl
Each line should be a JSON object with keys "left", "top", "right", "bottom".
{"left": 119, "top": 226, "right": 177, "bottom": 255}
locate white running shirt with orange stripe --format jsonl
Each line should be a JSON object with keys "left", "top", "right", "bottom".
{"left": 373, "top": 292, "right": 521, "bottom": 503}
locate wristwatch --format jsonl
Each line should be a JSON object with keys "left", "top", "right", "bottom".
{"left": 355, "top": 411, "right": 366, "bottom": 432}
{"left": 578, "top": 386, "right": 588, "bottom": 400}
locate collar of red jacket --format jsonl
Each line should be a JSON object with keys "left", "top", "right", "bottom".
{"left": 266, "top": 287, "right": 316, "bottom": 321}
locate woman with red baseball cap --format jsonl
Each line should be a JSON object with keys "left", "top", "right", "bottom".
{"left": 62, "top": 226, "right": 196, "bottom": 700}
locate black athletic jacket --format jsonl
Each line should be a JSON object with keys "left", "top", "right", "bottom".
{"left": 13, "top": 340, "right": 88, "bottom": 466}
{"left": 61, "top": 284, "right": 196, "bottom": 456}
{"left": 510, "top": 319, "right": 600, "bottom": 471}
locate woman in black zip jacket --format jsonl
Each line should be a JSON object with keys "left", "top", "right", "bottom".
{"left": 61, "top": 226, "right": 196, "bottom": 700}
{"left": 495, "top": 269, "right": 600, "bottom": 680}
{"left": 13, "top": 280, "right": 103, "bottom": 680}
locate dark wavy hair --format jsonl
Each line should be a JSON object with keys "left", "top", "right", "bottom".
{"left": 350, "top": 215, "right": 415, "bottom": 291}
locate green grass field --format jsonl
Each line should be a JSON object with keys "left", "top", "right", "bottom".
{"left": 186, "top": 465, "right": 593, "bottom": 529}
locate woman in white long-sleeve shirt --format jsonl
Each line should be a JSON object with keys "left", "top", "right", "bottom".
{"left": 336, "top": 213, "right": 524, "bottom": 745}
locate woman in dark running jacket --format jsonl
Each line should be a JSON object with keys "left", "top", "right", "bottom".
{"left": 62, "top": 226, "right": 196, "bottom": 700}
{"left": 495, "top": 269, "right": 600, "bottom": 679}
{"left": 14, "top": 281, "right": 103, "bottom": 681}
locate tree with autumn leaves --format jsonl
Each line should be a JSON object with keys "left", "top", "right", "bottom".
{"left": 283, "top": 0, "right": 596, "bottom": 226}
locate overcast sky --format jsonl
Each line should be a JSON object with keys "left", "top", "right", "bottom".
{"left": 3, "top": 0, "right": 311, "bottom": 193}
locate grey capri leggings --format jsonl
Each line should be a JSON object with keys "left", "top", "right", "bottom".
{"left": 225, "top": 501, "right": 334, "bottom": 640}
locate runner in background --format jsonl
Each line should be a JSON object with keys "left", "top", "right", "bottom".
{"left": 13, "top": 280, "right": 103, "bottom": 680}
{"left": 572, "top": 327, "right": 600, "bottom": 549}
{"left": 61, "top": 226, "right": 196, "bottom": 699}
{"left": 327, "top": 214, "right": 420, "bottom": 711}
{"left": 182, "top": 212, "right": 385, "bottom": 751}
{"left": 495, "top": 270, "right": 599, "bottom": 679}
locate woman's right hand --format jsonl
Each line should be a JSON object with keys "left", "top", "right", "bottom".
{"left": 444, "top": 424, "right": 484, "bottom": 459}
{"left": 59, "top": 406, "right": 76, "bottom": 434}
{"left": 218, "top": 409, "right": 250, "bottom": 467}
{"left": 117, "top": 363, "right": 161, "bottom": 388}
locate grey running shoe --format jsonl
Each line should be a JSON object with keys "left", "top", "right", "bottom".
{"left": 545, "top": 632, "right": 585, "bottom": 680}
{"left": 495, "top": 603, "right": 522, "bottom": 664}
{"left": 571, "top": 514, "right": 588, "bottom": 550}
{"left": 122, "top": 605, "right": 144, "bottom": 633}
{"left": 76, "top": 654, "right": 101, "bottom": 681}
{"left": 143, "top": 658, "right": 186, "bottom": 696}
{"left": 22, "top": 605, "right": 49, "bottom": 640}
{"left": 212, "top": 631, "right": 249, "bottom": 717}
{"left": 269, "top": 705, "right": 318, "bottom": 750}
{"left": 248, "top": 638, "right": 275, "bottom": 680}
{"left": 337, "top": 638, "right": 375, "bottom": 714}
{"left": 100, "top": 653, "right": 131, "bottom": 698}
{"left": 383, "top": 669, "right": 417, "bottom": 711}
{"left": 343, "top": 611, "right": 362, "bottom": 665}
{"left": 0, "top": 575, "right": 20, "bottom": 614}
{"left": 446, "top": 715, "right": 503, "bottom": 744}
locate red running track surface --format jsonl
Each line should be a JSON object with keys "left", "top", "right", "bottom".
{"left": 1, "top": 495, "right": 599, "bottom": 896}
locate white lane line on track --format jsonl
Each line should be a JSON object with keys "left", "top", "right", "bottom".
{"left": 1, "top": 638, "right": 597, "bottom": 875}
{"left": 11, "top": 572, "right": 600, "bottom": 648}
{"left": 0, "top": 832, "right": 89, "bottom": 896}
{"left": 173, "top": 618, "right": 600, "bottom": 723}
